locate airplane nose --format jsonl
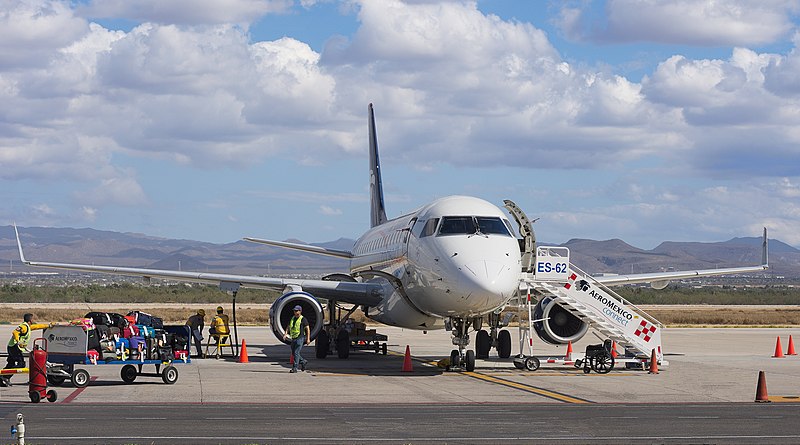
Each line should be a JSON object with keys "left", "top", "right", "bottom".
{"left": 462, "top": 260, "right": 518, "bottom": 297}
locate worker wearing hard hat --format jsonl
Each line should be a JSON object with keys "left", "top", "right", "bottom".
{"left": 209, "top": 306, "right": 230, "bottom": 340}
{"left": 185, "top": 309, "right": 206, "bottom": 358}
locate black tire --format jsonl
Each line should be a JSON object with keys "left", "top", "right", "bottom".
{"left": 72, "top": 369, "right": 90, "bottom": 388}
{"left": 513, "top": 359, "right": 524, "bottom": 370}
{"left": 497, "top": 330, "right": 512, "bottom": 358}
{"left": 315, "top": 330, "right": 329, "bottom": 359}
{"left": 161, "top": 365, "right": 179, "bottom": 384}
{"left": 336, "top": 330, "right": 350, "bottom": 359}
{"left": 449, "top": 349, "right": 460, "bottom": 368}
{"left": 475, "top": 330, "right": 491, "bottom": 359}
{"left": 465, "top": 350, "right": 475, "bottom": 372}
{"left": 46, "top": 389, "right": 58, "bottom": 403}
{"left": 121, "top": 364, "right": 138, "bottom": 383}
{"left": 381, "top": 343, "right": 387, "bottom": 355}
{"left": 592, "top": 353, "right": 615, "bottom": 374}
{"left": 524, "top": 356, "right": 540, "bottom": 371}
{"left": 47, "top": 375, "right": 66, "bottom": 386}
{"left": 29, "top": 390, "right": 41, "bottom": 403}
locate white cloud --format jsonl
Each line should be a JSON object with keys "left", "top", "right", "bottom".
{"left": 319, "top": 205, "right": 342, "bottom": 216}
{"left": 78, "top": 0, "right": 291, "bottom": 26}
{"left": 559, "top": 0, "right": 800, "bottom": 46}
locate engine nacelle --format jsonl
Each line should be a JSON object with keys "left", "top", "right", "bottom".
{"left": 269, "top": 291, "right": 324, "bottom": 344}
{"left": 533, "top": 296, "right": 589, "bottom": 345}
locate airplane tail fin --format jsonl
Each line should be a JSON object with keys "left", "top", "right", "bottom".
{"left": 368, "top": 104, "right": 388, "bottom": 227}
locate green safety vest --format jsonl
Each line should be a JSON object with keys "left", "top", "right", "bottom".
{"left": 8, "top": 322, "right": 31, "bottom": 349}
{"left": 289, "top": 315, "right": 304, "bottom": 339}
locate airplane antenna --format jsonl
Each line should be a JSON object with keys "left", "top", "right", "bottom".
{"left": 368, "top": 104, "right": 388, "bottom": 227}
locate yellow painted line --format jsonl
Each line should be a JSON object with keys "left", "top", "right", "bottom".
{"left": 463, "top": 372, "right": 591, "bottom": 404}
{"left": 768, "top": 396, "right": 800, "bottom": 403}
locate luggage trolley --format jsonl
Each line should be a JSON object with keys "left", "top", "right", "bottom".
{"left": 44, "top": 325, "right": 192, "bottom": 387}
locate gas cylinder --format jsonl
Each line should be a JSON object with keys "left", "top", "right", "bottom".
{"left": 28, "top": 338, "right": 56, "bottom": 403}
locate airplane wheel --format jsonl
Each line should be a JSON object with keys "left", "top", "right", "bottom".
{"left": 72, "top": 369, "right": 90, "bottom": 388}
{"left": 46, "top": 389, "right": 58, "bottom": 403}
{"left": 497, "top": 330, "right": 512, "bottom": 358}
{"left": 465, "top": 350, "right": 475, "bottom": 372}
{"left": 524, "top": 356, "right": 540, "bottom": 371}
{"left": 315, "top": 331, "right": 329, "bottom": 359}
{"left": 475, "top": 330, "right": 491, "bottom": 358}
{"left": 450, "top": 349, "right": 460, "bottom": 368}
{"left": 121, "top": 365, "right": 138, "bottom": 383}
{"left": 336, "top": 331, "right": 350, "bottom": 359}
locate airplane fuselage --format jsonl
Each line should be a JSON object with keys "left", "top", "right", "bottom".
{"left": 349, "top": 195, "right": 522, "bottom": 329}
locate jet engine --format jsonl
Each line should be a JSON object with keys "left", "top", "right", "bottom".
{"left": 532, "top": 296, "right": 589, "bottom": 345}
{"left": 269, "top": 291, "right": 324, "bottom": 344}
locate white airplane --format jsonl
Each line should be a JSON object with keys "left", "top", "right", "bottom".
{"left": 15, "top": 104, "right": 769, "bottom": 371}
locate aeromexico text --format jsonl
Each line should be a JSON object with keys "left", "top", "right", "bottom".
{"left": 588, "top": 289, "right": 634, "bottom": 326}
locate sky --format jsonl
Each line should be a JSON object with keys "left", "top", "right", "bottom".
{"left": 2, "top": 0, "right": 800, "bottom": 249}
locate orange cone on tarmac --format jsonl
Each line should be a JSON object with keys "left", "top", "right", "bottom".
{"left": 566, "top": 341, "right": 573, "bottom": 361}
{"left": 402, "top": 345, "right": 413, "bottom": 372}
{"left": 787, "top": 335, "right": 797, "bottom": 356}
{"left": 755, "top": 371, "right": 770, "bottom": 402}
{"left": 611, "top": 341, "right": 618, "bottom": 359}
{"left": 648, "top": 348, "right": 659, "bottom": 374}
{"left": 773, "top": 336, "right": 785, "bottom": 358}
{"left": 238, "top": 339, "right": 249, "bottom": 363}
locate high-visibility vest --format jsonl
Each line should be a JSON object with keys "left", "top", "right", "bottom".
{"left": 289, "top": 315, "right": 304, "bottom": 339}
{"left": 7, "top": 322, "right": 31, "bottom": 348}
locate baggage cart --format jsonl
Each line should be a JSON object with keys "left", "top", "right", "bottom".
{"left": 44, "top": 325, "right": 192, "bottom": 387}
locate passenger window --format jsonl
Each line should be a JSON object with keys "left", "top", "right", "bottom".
{"left": 438, "top": 216, "right": 476, "bottom": 235}
{"left": 420, "top": 218, "right": 439, "bottom": 238}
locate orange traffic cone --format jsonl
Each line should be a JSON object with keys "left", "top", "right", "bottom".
{"left": 611, "top": 341, "right": 618, "bottom": 359}
{"left": 566, "top": 341, "right": 573, "bottom": 361}
{"left": 787, "top": 335, "right": 797, "bottom": 356}
{"left": 402, "top": 345, "right": 413, "bottom": 372}
{"left": 238, "top": 339, "right": 249, "bottom": 363}
{"left": 773, "top": 336, "right": 785, "bottom": 358}
{"left": 755, "top": 370, "right": 770, "bottom": 402}
{"left": 648, "top": 348, "right": 659, "bottom": 374}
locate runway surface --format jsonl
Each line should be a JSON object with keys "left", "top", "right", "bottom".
{"left": 0, "top": 325, "right": 799, "bottom": 443}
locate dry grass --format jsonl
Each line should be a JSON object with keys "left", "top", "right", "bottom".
{"left": 3, "top": 306, "right": 800, "bottom": 327}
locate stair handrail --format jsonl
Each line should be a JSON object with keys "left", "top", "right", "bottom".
{"left": 567, "top": 262, "right": 665, "bottom": 329}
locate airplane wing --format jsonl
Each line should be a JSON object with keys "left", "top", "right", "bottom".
{"left": 14, "top": 226, "right": 381, "bottom": 307}
{"left": 593, "top": 228, "right": 769, "bottom": 288}
{"left": 242, "top": 237, "right": 353, "bottom": 259}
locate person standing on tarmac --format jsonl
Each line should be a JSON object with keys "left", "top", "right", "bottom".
{"left": 283, "top": 305, "right": 310, "bottom": 373}
{"left": 2, "top": 313, "right": 51, "bottom": 387}
{"left": 185, "top": 309, "right": 206, "bottom": 358}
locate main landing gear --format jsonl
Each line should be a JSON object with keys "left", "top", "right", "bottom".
{"left": 473, "top": 312, "right": 513, "bottom": 360}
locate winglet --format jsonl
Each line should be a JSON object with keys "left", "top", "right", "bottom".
{"left": 368, "top": 103, "right": 388, "bottom": 228}
{"left": 13, "top": 223, "right": 28, "bottom": 264}
{"left": 762, "top": 227, "right": 769, "bottom": 268}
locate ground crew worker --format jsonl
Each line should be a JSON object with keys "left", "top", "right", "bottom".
{"left": 209, "top": 306, "right": 230, "bottom": 341}
{"left": 185, "top": 309, "right": 205, "bottom": 358}
{"left": 283, "top": 305, "right": 310, "bottom": 373}
{"left": 2, "top": 313, "right": 51, "bottom": 387}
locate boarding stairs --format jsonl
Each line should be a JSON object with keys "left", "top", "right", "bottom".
{"left": 503, "top": 199, "right": 664, "bottom": 365}
{"left": 525, "top": 251, "right": 664, "bottom": 362}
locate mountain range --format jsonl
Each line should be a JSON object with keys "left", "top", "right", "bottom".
{"left": 1, "top": 225, "right": 798, "bottom": 279}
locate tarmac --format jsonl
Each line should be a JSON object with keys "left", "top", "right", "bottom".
{"left": 1, "top": 325, "right": 799, "bottom": 405}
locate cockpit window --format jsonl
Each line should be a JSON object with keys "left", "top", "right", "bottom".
{"left": 437, "top": 216, "right": 512, "bottom": 237}
{"left": 419, "top": 218, "right": 439, "bottom": 238}
{"left": 438, "top": 216, "right": 477, "bottom": 235}
{"left": 476, "top": 217, "right": 512, "bottom": 236}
